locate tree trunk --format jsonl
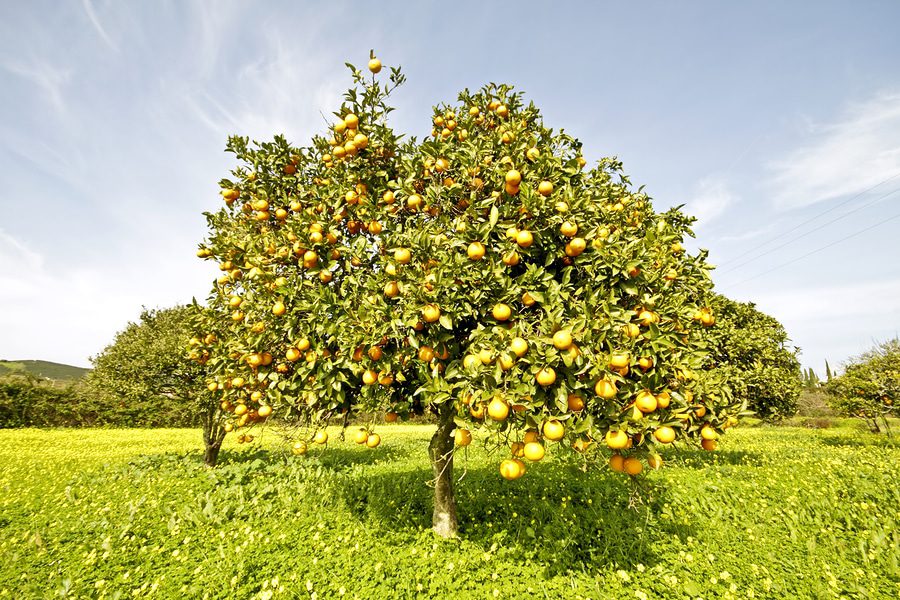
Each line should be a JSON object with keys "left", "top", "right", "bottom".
{"left": 201, "top": 407, "right": 226, "bottom": 467}
{"left": 429, "top": 402, "right": 459, "bottom": 538}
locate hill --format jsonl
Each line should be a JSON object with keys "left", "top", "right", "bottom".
{"left": 0, "top": 360, "right": 89, "bottom": 381}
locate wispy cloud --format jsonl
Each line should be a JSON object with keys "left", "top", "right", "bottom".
{"left": 684, "top": 177, "right": 736, "bottom": 228}
{"left": 0, "top": 56, "right": 72, "bottom": 113}
{"left": 81, "top": 0, "right": 118, "bottom": 52}
{"left": 767, "top": 91, "right": 900, "bottom": 210}
{"left": 716, "top": 222, "right": 781, "bottom": 243}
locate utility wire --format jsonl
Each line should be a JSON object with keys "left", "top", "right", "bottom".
{"left": 718, "top": 170, "right": 900, "bottom": 267}
{"left": 724, "top": 211, "right": 900, "bottom": 286}
{"left": 717, "top": 187, "right": 900, "bottom": 275}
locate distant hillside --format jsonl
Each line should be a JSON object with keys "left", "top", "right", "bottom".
{"left": 0, "top": 360, "right": 90, "bottom": 381}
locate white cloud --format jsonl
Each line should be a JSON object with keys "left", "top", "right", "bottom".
{"left": 767, "top": 91, "right": 900, "bottom": 209}
{"left": 80, "top": 0, "right": 118, "bottom": 52}
{"left": 684, "top": 177, "right": 736, "bottom": 228}
{"left": 733, "top": 278, "right": 900, "bottom": 371}
{"left": 0, "top": 230, "right": 213, "bottom": 368}
{"left": 0, "top": 56, "right": 72, "bottom": 113}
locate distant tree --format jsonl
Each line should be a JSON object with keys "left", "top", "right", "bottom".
{"left": 706, "top": 294, "right": 802, "bottom": 419}
{"left": 825, "top": 360, "right": 833, "bottom": 382}
{"left": 85, "top": 305, "right": 227, "bottom": 465}
{"left": 802, "top": 367, "right": 820, "bottom": 390}
{"left": 826, "top": 339, "right": 899, "bottom": 434}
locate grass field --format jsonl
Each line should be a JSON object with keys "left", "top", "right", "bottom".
{"left": 1, "top": 425, "right": 898, "bottom": 599}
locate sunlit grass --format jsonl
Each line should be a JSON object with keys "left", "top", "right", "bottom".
{"left": 1, "top": 425, "right": 898, "bottom": 598}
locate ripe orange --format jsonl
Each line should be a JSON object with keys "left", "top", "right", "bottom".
{"left": 595, "top": 378, "right": 618, "bottom": 399}
{"left": 635, "top": 390, "right": 658, "bottom": 413}
{"left": 510, "top": 441, "right": 525, "bottom": 458}
{"left": 609, "top": 454, "right": 625, "bottom": 472}
{"left": 522, "top": 291, "right": 537, "bottom": 306}
{"left": 384, "top": 281, "right": 400, "bottom": 298}
{"left": 362, "top": 370, "right": 378, "bottom": 385}
{"left": 510, "top": 337, "right": 529, "bottom": 357}
{"left": 656, "top": 391, "right": 671, "bottom": 408}
{"left": 638, "top": 356, "right": 654, "bottom": 371}
{"left": 272, "top": 301, "right": 286, "bottom": 316}
{"left": 394, "top": 247, "right": 411, "bottom": 264}
{"left": 498, "top": 354, "right": 515, "bottom": 371}
{"left": 700, "top": 425, "right": 718, "bottom": 441}
{"left": 542, "top": 419, "right": 565, "bottom": 441}
{"left": 343, "top": 113, "right": 359, "bottom": 130}
{"left": 354, "top": 428, "right": 369, "bottom": 444}
{"left": 467, "top": 241, "right": 486, "bottom": 260}
{"left": 492, "top": 303, "right": 512, "bottom": 321}
{"left": 234, "top": 403, "right": 248, "bottom": 416}
{"left": 368, "top": 346, "right": 383, "bottom": 361}
{"left": 560, "top": 221, "right": 578, "bottom": 237}
{"left": 487, "top": 397, "right": 510, "bottom": 421}
{"left": 523, "top": 430, "right": 540, "bottom": 444}
{"left": 605, "top": 429, "right": 628, "bottom": 449}
{"left": 505, "top": 169, "right": 522, "bottom": 185}
{"left": 292, "top": 441, "right": 308, "bottom": 455}
{"left": 384, "top": 411, "right": 399, "bottom": 423}
{"left": 499, "top": 458, "right": 524, "bottom": 480}
{"left": 516, "top": 230, "right": 534, "bottom": 248}
{"left": 470, "top": 403, "right": 486, "bottom": 419}
{"left": 552, "top": 329, "right": 573, "bottom": 350}
{"left": 648, "top": 454, "right": 663, "bottom": 470}
{"left": 455, "top": 428, "right": 472, "bottom": 446}
{"left": 502, "top": 250, "right": 520, "bottom": 266}
{"left": 654, "top": 426, "right": 676, "bottom": 444}
{"left": 422, "top": 304, "right": 441, "bottom": 323}
{"left": 523, "top": 442, "right": 545, "bottom": 461}
{"left": 609, "top": 352, "right": 631, "bottom": 369}
{"left": 567, "top": 393, "right": 585, "bottom": 412}
{"left": 258, "top": 405, "right": 273, "bottom": 418}
{"left": 701, "top": 438, "right": 717, "bottom": 451}
{"left": 565, "top": 237, "right": 586, "bottom": 257}
{"left": 538, "top": 181, "right": 554, "bottom": 196}
{"left": 366, "top": 433, "right": 381, "bottom": 448}
{"left": 623, "top": 456, "right": 643, "bottom": 476}
{"left": 536, "top": 367, "right": 556, "bottom": 387}
{"left": 313, "top": 430, "right": 328, "bottom": 444}
{"left": 418, "top": 346, "right": 435, "bottom": 362}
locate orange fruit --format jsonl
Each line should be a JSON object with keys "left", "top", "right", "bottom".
{"left": 565, "top": 238, "right": 586, "bottom": 257}
{"left": 523, "top": 442, "right": 545, "bottom": 461}
{"left": 542, "top": 419, "right": 565, "bottom": 441}
{"left": 701, "top": 438, "right": 717, "bottom": 451}
{"left": 634, "top": 390, "right": 658, "bottom": 413}
{"left": 313, "top": 430, "right": 328, "bottom": 444}
{"left": 605, "top": 429, "right": 628, "bottom": 449}
{"left": 594, "top": 378, "right": 617, "bottom": 399}
{"left": 516, "top": 230, "right": 534, "bottom": 248}
{"left": 510, "top": 337, "right": 529, "bottom": 357}
{"left": 523, "top": 430, "right": 540, "bottom": 444}
{"left": 654, "top": 426, "right": 676, "bottom": 444}
{"left": 560, "top": 221, "right": 578, "bottom": 237}
{"left": 292, "top": 441, "right": 308, "bottom": 455}
{"left": 623, "top": 457, "right": 643, "bottom": 476}
{"left": 354, "top": 429, "right": 369, "bottom": 444}
{"left": 422, "top": 304, "right": 441, "bottom": 323}
{"left": 467, "top": 241, "right": 486, "bottom": 260}
{"left": 567, "top": 393, "right": 585, "bottom": 412}
{"left": 700, "top": 425, "right": 718, "bottom": 441}
{"left": 362, "top": 370, "right": 378, "bottom": 385}
{"left": 538, "top": 181, "right": 554, "bottom": 196}
{"left": 648, "top": 454, "right": 663, "bottom": 470}
{"left": 505, "top": 169, "right": 522, "bottom": 185}
{"left": 536, "top": 367, "right": 556, "bottom": 387}
{"left": 487, "top": 397, "right": 510, "bottom": 421}
{"left": 492, "top": 303, "right": 512, "bottom": 321}
{"left": 552, "top": 329, "right": 573, "bottom": 350}
{"left": 394, "top": 248, "right": 411, "bottom": 264}
{"left": 384, "top": 412, "right": 399, "bottom": 423}
{"left": 368, "top": 58, "right": 382, "bottom": 73}
{"left": 455, "top": 428, "right": 472, "bottom": 447}
{"left": 609, "top": 454, "right": 625, "bottom": 472}
{"left": 366, "top": 433, "right": 381, "bottom": 448}
{"left": 499, "top": 458, "right": 524, "bottom": 480}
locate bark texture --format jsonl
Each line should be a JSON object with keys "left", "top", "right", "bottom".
{"left": 201, "top": 408, "right": 227, "bottom": 467}
{"left": 429, "top": 403, "right": 459, "bottom": 538}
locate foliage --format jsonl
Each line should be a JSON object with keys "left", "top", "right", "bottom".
{"left": 0, "top": 373, "right": 95, "bottom": 427}
{"left": 194, "top": 57, "right": 742, "bottom": 511}
{"left": 84, "top": 305, "right": 210, "bottom": 428}
{"left": 801, "top": 367, "right": 820, "bottom": 389}
{"left": 0, "top": 359, "right": 89, "bottom": 381}
{"left": 2, "top": 425, "right": 899, "bottom": 597}
{"left": 706, "top": 293, "right": 802, "bottom": 419}
{"left": 827, "top": 338, "right": 900, "bottom": 433}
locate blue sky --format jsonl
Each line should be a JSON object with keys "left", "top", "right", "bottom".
{"left": 1, "top": 0, "right": 899, "bottom": 371}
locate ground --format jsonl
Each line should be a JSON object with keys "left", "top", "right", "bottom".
{"left": 1, "top": 424, "right": 898, "bottom": 599}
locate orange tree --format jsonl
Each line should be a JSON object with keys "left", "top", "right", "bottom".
{"left": 194, "top": 57, "right": 741, "bottom": 537}
{"left": 826, "top": 338, "right": 899, "bottom": 433}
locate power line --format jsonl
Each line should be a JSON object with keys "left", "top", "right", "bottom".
{"left": 718, "top": 170, "right": 900, "bottom": 267}
{"left": 723, "top": 210, "right": 900, "bottom": 286}
{"left": 716, "top": 187, "right": 900, "bottom": 275}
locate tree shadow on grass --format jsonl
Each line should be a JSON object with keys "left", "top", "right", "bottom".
{"left": 818, "top": 435, "right": 896, "bottom": 449}
{"left": 331, "top": 460, "right": 694, "bottom": 573}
